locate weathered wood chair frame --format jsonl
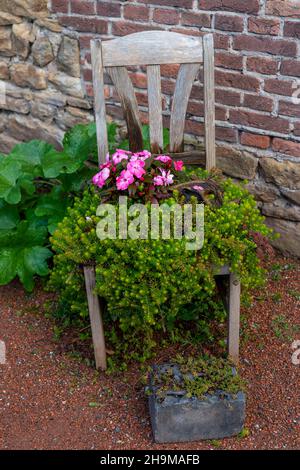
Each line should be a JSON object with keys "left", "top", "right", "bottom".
{"left": 87, "top": 31, "right": 241, "bottom": 370}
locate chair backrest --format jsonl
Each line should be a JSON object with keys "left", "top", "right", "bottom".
{"left": 91, "top": 31, "right": 215, "bottom": 170}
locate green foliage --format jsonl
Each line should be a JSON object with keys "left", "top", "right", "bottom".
{"left": 48, "top": 170, "right": 272, "bottom": 369}
{"left": 0, "top": 122, "right": 124, "bottom": 291}
{"left": 0, "top": 219, "right": 51, "bottom": 291}
{"left": 152, "top": 354, "right": 246, "bottom": 401}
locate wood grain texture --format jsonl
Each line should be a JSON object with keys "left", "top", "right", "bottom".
{"left": 147, "top": 65, "right": 163, "bottom": 153}
{"left": 227, "top": 273, "right": 241, "bottom": 365}
{"left": 102, "top": 31, "right": 203, "bottom": 67}
{"left": 170, "top": 63, "right": 200, "bottom": 153}
{"left": 84, "top": 266, "right": 107, "bottom": 371}
{"left": 91, "top": 39, "right": 108, "bottom": 165}
{"left": 203, "top": 34, "right": 216, "bottom": 171}
{"left": 108, "top": 66, "right": 143, "bottom": 152}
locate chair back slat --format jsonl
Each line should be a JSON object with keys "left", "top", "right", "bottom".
{"left": 147, "top": 65, "right": 163, "bottom": 153}
{"left": 107, "top": 66, "right": 143, "bottom": 153}
{"left": 170, "top": 63, "right": 200, "bottom": 153}
{"left": 91, "top": 40, "right": 108, "bottom": 164}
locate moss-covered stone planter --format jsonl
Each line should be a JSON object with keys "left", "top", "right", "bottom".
{"left": 147, "top": 358, "right": 246, "bottom": 443}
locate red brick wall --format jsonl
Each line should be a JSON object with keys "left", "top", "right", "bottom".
{"left": 50, "top": 0, "right": 300, "bottom": 159}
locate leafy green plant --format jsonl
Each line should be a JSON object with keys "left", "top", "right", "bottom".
{"left": 151, "top": 354, "right": 246, "bottom": 401}
{"left": 271, "top": 314, "right": 300, "bottom": 342}
{"left": 0, "top": 122, "right": 126, "bottom": 291}
{"left": 48, "top": 169, "right": 273, "bottom": 369}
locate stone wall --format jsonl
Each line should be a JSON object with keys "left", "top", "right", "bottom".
{"left": 0, "top": 1, "right": 299, "bottom": 256}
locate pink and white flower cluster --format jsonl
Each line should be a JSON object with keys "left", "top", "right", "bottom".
{"left": 92, "top": 149, "right": 184, "bottom": 200}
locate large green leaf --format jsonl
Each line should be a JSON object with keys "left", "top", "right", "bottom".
{"left": 0, "top": 220, "right": 52, "bottom": 291}
{"left": 41, "top": 149, "right": 82, "bottom": 178}
{"left": 0, "top": 200, "right": 19, "bottom": 230}
{"left": 63, "top": 122, "right": 98, "bottom": 162}
{"left": 0, "top": 156, "right": 22, "bottom": 202}
{"left": 35, "top": 186, "right": 70, "bottom": 234}
{"left": 9, "top": 140, "right": 55, "bottom": 176}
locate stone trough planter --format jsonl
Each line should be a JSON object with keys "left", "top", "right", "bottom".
{"left": 148, "top": 362, "right": 246, "bottom": 443}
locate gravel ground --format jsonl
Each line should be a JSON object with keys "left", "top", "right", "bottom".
{"left": 0, "top": 255, "right": 299, "bottom": 450}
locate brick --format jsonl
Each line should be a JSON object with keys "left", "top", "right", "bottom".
{"left": 160, "top": 64, "right": 180, "bottom": 79}
{"left": 135, "top": 91, "right": 148, "bottom": 107}
{"left": 294, "top": 122, "right": 300, "bottom": 136}
{"left": 248, "top": 16, "right": 280, "bottom": 35}
{"left": 59, "top": 16, "right": 107, "bottom": 33}
{"left": 284, "top": 21, "right": 300, "bottom": 38}
{"left": 190, "top": 85, "right": 204, "bottom": 100}
{"left": 79, "top": 35, "right": 94, "bottom": 49}
{"left": 112, "top": 21, "right": 160, "bottom": 37}
{"left": 153, "top": 9, "right": 180, "bottom": 25}
{"left": 266, "top": 0, "right": 300, "bottom": 17}
{"left": 278, "top": 101, "right": 300, "bottom": 118}
{"left": 216, "top": 126, "right": 238, "bottom": 142}
{"left": 96, "top": 2, "right": 121, "bottom": 17}
{"left": 136, "top": 0, "right": 193, "bottom": 7}
{"left": 123, "top": 4, "right": 149, "bottom": 22}
{"left": 187, "top": 101, "right": 227, "bottom": 121}
{"left": 214, "top": 33, "right": 230, "bottom": 49}
{"left": 229, "top": 109, "right": 290, "bottom": 133}
{"left": 233, "top": 34, "right": 297, "bottom": 57}
{"left": 83, "top": 68, "right": 92, "bottom": 82}
{"left": 170, "top": 28, "right": 203, "bottom": 37}
{"left": 247, "top": 56, "right": 279, "bottom": 75}
{"left": 215, "top": 88, "right": 241, "bottom": 106}
{"left": 51, "top": 0, "right": 68, "bottom": 14}
{"left": 264, "top": 78, "right": 295, "bottom": 96}
{"left": 200, "top": 0, "right": 260, "bottom": 14}
{"left": 281, "top": 59, "right": 300, "bottom": 78}
{"left": 215, "top": 51, "right": 243, "bottom": 71}
{"left": 272, "top": 138, "right": 300, "bottom": 157}
{"left": 241, "top": 132, "right": 271, "bottom": 149}
{"left": 129, "top": 72, "right": 147, "bottom": 89}
{"left": 215, "top": 70, "right": 260, "bottom": 92}
{"left": 185, "top": 119, "right": 205, "bottom": 136}
{"left": 161, "top": 78, "right": 176, "bottom": 96}
{"left": 181, "top": 12, "right": 211, "bottom": 28}
{"left": 215, "top": 14, "right": 244, "bottom": 32}
{"left": 70, "top": 0, "right": 95, "bottom": 15}
{"left": 243, "top": 94, "right": 274, "bottom": 112}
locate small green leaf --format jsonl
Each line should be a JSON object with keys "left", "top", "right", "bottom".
{"left": 5, "top": 185, "right": 21, "bottom": 205}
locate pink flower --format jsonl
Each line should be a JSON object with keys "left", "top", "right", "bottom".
{"left": 193, "top": 185, "right": 204, "bottom": 191}
{"left": 127, "top": 159, "right": 146, "bottom": 179}
{"left": 99, "top": 161, "right": 111, "bottom": 170}
{"left": 155, "top": 155, "right": 172, "bottom": 164}
{"left": 92, "top": 167, "right": 110, "bottom": 188}
{"left": 153, "top": 174, "right": 165, "bottom": 186}
{"left": 116, "top": 170, "right": 135, "bottom": 190}
{"left": 164, "top": 170, "right": 174, "bottom": 185}
{"left": 112, "top": 149, "right": 132, "bottom": 165}
{"left": 153, "top": 168, "right": 174, "bottom": 186}
{"left": 134, "top": 150, "right": 151, "bottom": 160}
{"left": 173, "top": 160, "right": 184, "bottom": 171}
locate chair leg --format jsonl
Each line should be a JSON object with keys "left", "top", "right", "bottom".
{"left": 227, "top": 273, "right": 241, "bottom": 365}
{"left": 83, "top": 266, "right": 107, "bottom": 371}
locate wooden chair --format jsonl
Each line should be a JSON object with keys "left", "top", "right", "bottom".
{"left": 88, "top": 31, "right": 241, "bottom": 370}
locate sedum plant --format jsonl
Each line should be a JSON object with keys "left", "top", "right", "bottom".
{"left": 48, "top": 161, "right": 273, "bottom": 369}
